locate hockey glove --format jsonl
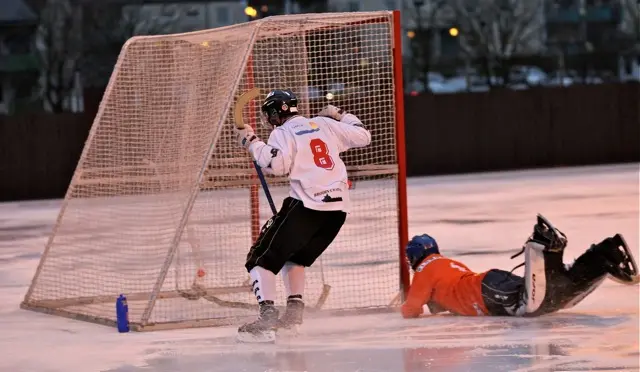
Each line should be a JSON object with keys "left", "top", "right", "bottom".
{"left": 234, "top": 124, "right": 259, "bottom": 150}
{"left": 317, "top": 104, "right": 346, "bottom": 121}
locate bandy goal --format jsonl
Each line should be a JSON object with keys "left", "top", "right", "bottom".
{"left": 21, "top": 10, "right": 409, "bottom": 331}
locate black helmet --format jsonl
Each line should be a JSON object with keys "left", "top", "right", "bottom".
{"left": 260, "top": 89, "right": 299, "bottom": 127}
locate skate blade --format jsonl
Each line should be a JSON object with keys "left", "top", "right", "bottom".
{"left": 611, "top": 234, "right": 640, "bottom": 285}
{"left": 236, "top": 330, "right": 276, "bottom": 343}
{"left": 609, "top": 274, "right": 640, "bottom": 286}
{"left": 277, "top": 325, "right": 300, "bottom": 338}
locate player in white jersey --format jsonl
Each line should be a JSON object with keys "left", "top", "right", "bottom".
{"left": 233, "top": 89, "right": 371, "bottom": 342}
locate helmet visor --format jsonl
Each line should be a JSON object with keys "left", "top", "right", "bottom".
{"left": 259, "top": 110, "right": 272, "bottom": 129}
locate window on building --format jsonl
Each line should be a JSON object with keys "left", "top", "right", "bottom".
{"left": 186, "top": 7, "right": 199, "bottom": 17}
{"left": 554, "top": 0, "right": 575, "bottom": 9}
{"left": 216, "top": 6, "right": 229, "bottom": 25}
{"left": 161, "top": 5, "right": 178, "bottom": 17}
{"left": 348, "top": 1, "right": 359, "bottom": 12}
{"left": 4, "top": 32, "right": 32, "bottom": 54}
{"left": 587, "top": 0, "right": 613, "bottom": 6}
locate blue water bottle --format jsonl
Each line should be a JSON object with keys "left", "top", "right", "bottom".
{"left": 116, "top": 294, "right": 130, "bottom": 333}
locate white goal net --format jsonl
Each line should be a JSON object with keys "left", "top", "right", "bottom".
{"left": 21, "top": 11, "right": 408, "bottom": 331}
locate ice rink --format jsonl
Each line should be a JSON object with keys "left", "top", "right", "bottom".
{"left": 1, "top": 163, "right": 638, "bottom": 372}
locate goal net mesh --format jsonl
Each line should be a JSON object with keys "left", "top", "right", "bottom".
{"left": 22, "top": 11, "right": 403, "bottom": 330}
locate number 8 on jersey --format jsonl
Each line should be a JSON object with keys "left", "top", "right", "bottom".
{"left": 310, "top": 138, "right": 334, "bottom": 170}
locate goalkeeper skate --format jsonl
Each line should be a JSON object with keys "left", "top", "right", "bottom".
{"left": 511, "top": 214, "right": 568, "bottom": 263}
{"left": 581, "top": 233, "right": 639, "bottom": 285}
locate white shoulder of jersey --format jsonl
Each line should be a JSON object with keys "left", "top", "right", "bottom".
{"left": 309, "top": 115, "right": 371, "bottom": 151}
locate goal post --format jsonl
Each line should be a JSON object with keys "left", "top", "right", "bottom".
{"left": 21, "top": 10, "right": 409, "bottom": 331}
{"left": 393, "top": 10, "right": 410, "bottom": 302}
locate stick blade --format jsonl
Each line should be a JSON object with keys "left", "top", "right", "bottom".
{"left": 233, "top": 87, "right": 261, "bottom": 129}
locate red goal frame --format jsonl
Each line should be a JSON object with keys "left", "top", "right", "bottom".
{"left": 392, "top": 10, "right": 410, "bottom": 300}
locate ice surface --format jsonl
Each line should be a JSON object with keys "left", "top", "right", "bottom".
{"left": 1, "top": 163, "right": 638, "bottom": 372}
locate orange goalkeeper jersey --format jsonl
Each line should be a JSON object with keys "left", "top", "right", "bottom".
{"left": 401, "top": 254, "right": 489, "bottom": 318}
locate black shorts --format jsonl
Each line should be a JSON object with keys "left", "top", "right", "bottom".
{"left": 245, "top": 197, "right": 347, "bottom": 274}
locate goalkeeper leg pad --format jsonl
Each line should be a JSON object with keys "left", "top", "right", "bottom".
{"left": 518, "top": 241, "right": 548, "bottom": 316}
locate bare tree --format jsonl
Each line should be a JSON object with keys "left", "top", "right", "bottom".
{"left": 453, "top": 0, "right": 545, "bottom": 87}
{"left": 620, "top": 0, "right": 640, "bottom": 55}
{"left": 34, "top": 0, "right": 83, "bottom": 113}
{"left": 33, "top": 0, "right": 183, "bottom": 113}
{"left": 403, "top": 0, "right": 450, "bottom": 92}
{"left": 292, "top": 0, "right": 330, "bottom": 13}
{"left": 81, "top": 2, "right": 184, "bottom": 88}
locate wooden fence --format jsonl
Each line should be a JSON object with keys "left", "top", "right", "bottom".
{"left": 1, "top": 83, "right": 638, "bottom": 201}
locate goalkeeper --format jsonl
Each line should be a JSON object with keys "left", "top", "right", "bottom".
{"left": 401, "top": 214, "right": 638, "bottom": 318}
{"left": 233, "top": 89, "right": 371, "bottom": 343}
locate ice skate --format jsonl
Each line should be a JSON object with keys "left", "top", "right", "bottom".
{"left": 530, "top": 214, "right": 567, "bottom": 253}
{"left": 276, "top": 295, "right": 304, "bottom": 336}
{"left": 592, "top": 234, "right": 639, "bottom": 285}
{"left": 236, "top": 301, "right": 279, "bottom": 343}
{"left": 510, "top": 214, "right": 567, "bottom": 269}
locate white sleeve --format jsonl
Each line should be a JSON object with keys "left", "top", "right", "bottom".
{"left": 246, "top": 129, "right": 293, "bottom": 176}
{"left": 317, "top": 114, "right": 371, "bottom": 153}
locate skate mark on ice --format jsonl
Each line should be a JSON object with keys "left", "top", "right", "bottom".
{"left": 544, "top": 193, "right": 615, "bottom": 201}
{"left": 0, "top": 252, "right": 41, "bottom": 264}
{"left": 328, "top": 259, "right": 396, "bottom": 267}
{"left": 0, "top": 224, "right": 50, "bottom": 242}
{"left": 431, "top": 218, "right": 502, "bottom": 225}
{"left": 564, "top": 211, "right": 634, "bottom": 220}
{"left": 451, "top": 249, "right": 509, "bottom": 256}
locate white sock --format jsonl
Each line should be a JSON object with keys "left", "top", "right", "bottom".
{"left": 249, "top": 266, "right": 277, "bottom": 303}
{"left": 281, "top": 262, "right": 305, "bottom": 299}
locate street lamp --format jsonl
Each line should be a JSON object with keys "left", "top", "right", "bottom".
{"left": 449, "top": 27, "right": 459, "bottom": 37}
{"left": 245, "top": 6, "right": 258, "bottom": 18}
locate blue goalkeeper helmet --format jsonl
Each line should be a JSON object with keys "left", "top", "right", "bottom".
{"left": 406, "top": 234, "right": 440, "bottom": 270}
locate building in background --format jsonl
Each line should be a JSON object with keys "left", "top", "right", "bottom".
{"left": 0, "top": 0, "right": 39, "bottom": 115}
{"left": 546, "top": 0, "right": 622, "bottom": 52}
{"left": 133, "top": 0, "right": 247, "bottom": 31}
{"left": 11, "top": 0, "right": 249, "bottom": 114}
{"left": 3, "top": 0, "right": 638, "bottom": 115}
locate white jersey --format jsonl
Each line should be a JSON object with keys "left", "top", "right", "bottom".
{"left": 247, "top": 113, "right": 371, "bottom": 212}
